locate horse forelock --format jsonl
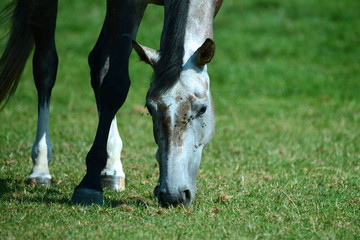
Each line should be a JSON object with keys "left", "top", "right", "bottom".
{"left": 148, "top": 0, "right": 190, "bottom": 98}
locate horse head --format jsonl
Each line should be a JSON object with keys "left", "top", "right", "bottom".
{"left": 133, "top": 38, "right": 216, "bottom": 207}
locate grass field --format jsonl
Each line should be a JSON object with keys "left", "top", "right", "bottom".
{"left": 1, "top": 0, "right": 360, "bottom": 239}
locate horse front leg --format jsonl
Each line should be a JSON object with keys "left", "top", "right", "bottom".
{"left": 88, "top": 14, "right": 125, "bottom": 192}
{"left": 100, "top": 116, "right": 125, "bottom": 191}
{"left": 71, "top": 0, "right": 148, "bottom": 205}
{"left": 26, "top": 0, "right": 59, "bottom": 187}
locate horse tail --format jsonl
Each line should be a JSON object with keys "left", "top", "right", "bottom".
{"left": 0, "top": 0, "right": 34, "bottom": 108}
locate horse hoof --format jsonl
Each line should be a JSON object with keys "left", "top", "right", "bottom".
{"left": 26, "top": 177, "right": 53, "bottom": 187}
{"left": 71, "top": 188, "right": 104, "bottom": 205}
{"left": 100, "top": 175, "right": 125, "bottom": 191}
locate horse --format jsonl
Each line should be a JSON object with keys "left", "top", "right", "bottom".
{"left": 0, "top": 0, "right": 223, "bottom": 207}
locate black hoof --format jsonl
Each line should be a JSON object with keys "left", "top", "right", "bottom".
{"left": 71, "top": 188, "right": 103, "bottom": 205}
{"left": 100, "top": 175, "right": 125, "bottom": 191}
{"left": 27, "top": 177, "right": 53, "bottom": 187}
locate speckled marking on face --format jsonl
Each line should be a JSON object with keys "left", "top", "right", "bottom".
{"left": 173, "top": 96, "right": 191, "bottom": 149}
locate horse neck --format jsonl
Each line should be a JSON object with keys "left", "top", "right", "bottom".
{"left": 183, "top": 0, "right": 216, "bottom": 64}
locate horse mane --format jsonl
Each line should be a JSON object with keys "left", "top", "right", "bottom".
{"left": 148, "top": 0, "right": 190, "bottom": 98}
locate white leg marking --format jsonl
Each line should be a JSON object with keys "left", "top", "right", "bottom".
{"left": 101, "top": 116, "right": 125, "bottom": 178}
{"left": 29, "top": 133, "right": 51, "bottom": 179}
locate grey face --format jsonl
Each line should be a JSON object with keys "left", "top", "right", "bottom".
{"left": 146, "top": 70, "right": 215, "bottom": 207}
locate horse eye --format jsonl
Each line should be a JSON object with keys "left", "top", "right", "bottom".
{"left": 198, "top": 106, "right": 207, "bottom": 116}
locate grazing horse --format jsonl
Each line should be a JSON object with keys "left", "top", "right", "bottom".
{"left": 0, "top": 0, "right": 222, "bottom": 207}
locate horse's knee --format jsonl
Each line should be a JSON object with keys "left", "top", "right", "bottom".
{"left": 99, "top": 71, "right": 130, "bottom": 113}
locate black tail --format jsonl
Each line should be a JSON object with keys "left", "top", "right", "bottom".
{"left": 0, "top": 0, "right": 34, "bottom": 108}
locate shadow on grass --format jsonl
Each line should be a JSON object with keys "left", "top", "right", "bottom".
{"left": 105, "top": 196, "right": 154, "bottom": 209}
{"left": 103, "top": 189, "right": 157, "bottom": 209}
{"left": 0, "top": 177, "right": 72, "bottom": 206}
{"left": 0, "top": 178, "right": 11, "bottom": 198}
{"left": 1, "top": 178, "right": 157, "bottom": 208}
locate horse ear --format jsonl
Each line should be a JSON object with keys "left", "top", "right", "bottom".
{"left": 132, "top": 40, "right": 160, "bottom": 66}
{"left": 214, "top": 0, "right": 223, "bottom": 18}
{"left": 193, "top": 38, "right": 215, "bottom": 67}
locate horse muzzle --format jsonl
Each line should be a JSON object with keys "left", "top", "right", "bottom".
{"left": 154, "top": 183, "right": 194, "bottom": 208}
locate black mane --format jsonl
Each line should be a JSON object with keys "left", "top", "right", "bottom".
{"left": 148, "top": 0, "right": 190, "bottom": 98}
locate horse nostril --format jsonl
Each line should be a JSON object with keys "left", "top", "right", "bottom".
{"left": 153, "top": 184, "right": 160, "bottom": 198}
{"left": 182, "top": 189, "right": 191, "bottom": 207}
{"left": 158, "top": 189, "right": 168, "bottom": 207}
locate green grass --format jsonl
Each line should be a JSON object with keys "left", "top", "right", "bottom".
{"left": 1, "top": 0, "right": 360, "bottom": 239}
